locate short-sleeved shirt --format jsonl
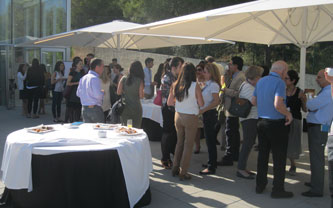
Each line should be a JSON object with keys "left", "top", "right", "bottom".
{"left": 200, "top": 80, "right": 220, "bottom": 110}
{"left": 253, "top": 72, "right": 286, "bottom": 119}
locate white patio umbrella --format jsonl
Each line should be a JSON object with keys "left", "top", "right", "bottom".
{"left": 119, "top": 0, "right": 333, "bottom": 89}
{"left": 16, "top": 20, "right": 233, "bottom": 50}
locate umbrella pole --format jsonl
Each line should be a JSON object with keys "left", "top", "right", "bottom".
{"left": 299, "top": 46, "right": 306, "bottom": 90}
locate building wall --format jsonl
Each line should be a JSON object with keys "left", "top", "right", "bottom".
{"left": 72, "top": 46, "right": 321, "bottom": 93}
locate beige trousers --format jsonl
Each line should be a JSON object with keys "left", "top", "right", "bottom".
{"left": 174, "top": 112, "right": 199, "bottom": 175}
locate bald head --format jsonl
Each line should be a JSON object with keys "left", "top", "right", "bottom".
{"left": 271, "top": 60, "right": 288, "bottom": 79}
{"left": 316, "top": 69, "right": 330, "bottom": 88}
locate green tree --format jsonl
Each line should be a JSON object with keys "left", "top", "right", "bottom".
{"left": 71, "top": 0, "right": 124, "bottom": 29}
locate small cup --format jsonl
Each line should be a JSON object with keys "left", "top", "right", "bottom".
{"left": 326, "top": 67, "right": 333, "bottom": 76}
{"left": 98, "top": 130, "right": 107, "bottom": 138}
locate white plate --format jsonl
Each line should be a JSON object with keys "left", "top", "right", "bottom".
{"left": 118, "top": 131, "right": 143, "bottom": 136}
{"left": 116, "top": 127, "right": 143, "bottom": 136}
{"left": 64, "top": 124, "right": 79, "bottom": 129}
{"left": 93, "top": 123, "right": 119, "bottom": 130}
{"left": 26, "top": 125, "right": 55, "bottom": 134}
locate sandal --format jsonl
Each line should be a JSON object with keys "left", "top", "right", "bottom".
{"left": 161, "top": 160, "right": 171, "bottom": 169}
{"left": 179, "top": 173, "right": 192, "bottom": 181}
{"left": 199, "top": 168, "right": 216, "bottom": 175}
{"left": 172, "top": 166, "right": 180, "bottom": 177}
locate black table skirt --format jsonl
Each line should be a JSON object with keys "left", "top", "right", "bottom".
{"left": 141, "top": 118, "right": 162, "bottom": 141}
{"left": 1, "top": 150, "right": 151, "bottom": 208}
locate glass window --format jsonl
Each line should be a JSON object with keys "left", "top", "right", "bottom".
{"left": 0, "top": 0, "right": 11, "bottom": 44}
{"left": 13, "top": 0, "right": 41, "bottom": 44}
{"left": 41, "top": 0, "right": 67, "bottom": 37}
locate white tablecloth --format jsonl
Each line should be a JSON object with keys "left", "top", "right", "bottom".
{"left": 1, "top": 124, "right": 153, "bottom": 208}
{"left": 141, "top": 99, "right": 163, "bottom": 127}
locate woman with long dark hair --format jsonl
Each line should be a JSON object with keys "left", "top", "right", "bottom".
{"left": 17, "top": 63, "right": 29, "bottom": 116}
{"left": 160, "top": 57, "right": 184, "bottom": 169}
{"left": 25, "top": 59, "right": 44, "bottom": 118}
{"left": 117, "top": 61, "right": 144, "bottom": 128}
{"left": 64, "top": 57, "right": 85, "bottom": 123}
{"left": 167, "top": 62, "right": 204, "bottom": 180}
{"left": 51, "top": 61, "right": 66, "bottom": 122}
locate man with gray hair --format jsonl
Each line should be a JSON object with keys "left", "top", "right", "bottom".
{"left": 302, "top": 69, "right": 333, "bottom": 197}
{"left": 252, "top": 60, "right": 293, "bottom": 198}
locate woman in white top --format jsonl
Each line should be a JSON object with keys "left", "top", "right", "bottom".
{"left": 199, "top": 63, "right": 221, "bottom": 175}
{"left": 167, "top": 62, "right": 204, "bottom": 180}
{"left": 100, "top": 65, "right": 112, "bottom": 122}
{"left": 17, "top": 63, "right": 28, "bottom": 116}
{"left": 51, "top": 61, "right": 66, "bottom": 122}
{"left": 237, "top": 66, "right": 264, "bottom": 179}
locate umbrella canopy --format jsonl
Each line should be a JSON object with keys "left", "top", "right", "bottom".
{"left": 16, "top": 20, "right": 233, "bottom": 50}
{"left": 119, "top": 0, "right": 333, "bottom": 88}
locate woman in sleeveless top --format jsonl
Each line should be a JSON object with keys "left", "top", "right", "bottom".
{"left": 65, "top": 57, "right": 85, "bottom": 123}
{"left": 51, "top": 61, "right": 66, "bottom": 122}
{"left": 285, "top": 70, "right": 307, "bottom": 175}
{"left": 167, "top": 63, "right": 204, "bottom": 181}
{"left": 117, "top": 61, "right": 144, "bottom": 128}
{"left": 199, "top": 63, "right": 221, "bottom": 175}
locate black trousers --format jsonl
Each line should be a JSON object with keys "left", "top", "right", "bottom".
{"left": 161, "top": 105, "right": 177, "bottom": 161}
{"left": 203, "top": 109, "right": 218, "bottom": 170}
{"left": 223, "top": 116, "right": 240, "bottom": 162}
{"left": 27, "top": 87, "right": 41, "bottom": 114}
{"left": 256, "top": 118, "right": 289, "bottom": 192}
{"left": 52, "top": 91, "right": 63, "bottom": 119}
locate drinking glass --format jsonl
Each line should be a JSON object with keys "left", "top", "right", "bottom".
{"left": 127, "top": 119, "right": 133, "bottom": 128}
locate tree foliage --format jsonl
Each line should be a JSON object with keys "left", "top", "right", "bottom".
{"left": 71, "top": 0, "right": 333, "bottom": 74}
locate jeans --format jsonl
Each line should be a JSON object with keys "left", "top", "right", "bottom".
{"left": 82, "top": 106, "right": 104, "bottom": 123}
{"left": 52, "top": 91, "right": 63, "bottom": 119}
{"left": 223, "top": 116, "right": 240, "bottom": 162}
{"left": 238, "top": 119, "right": 258, "bottom": 170}
{"left": 161, "top": 105, "right": 177, "bottom": 161}
{"left": 256, "top": 118, "right": 289, "bottom": 192}
{"left": 174, "top": 112, "right": 198, "bottom": 175}
{"left": 203, "top": 109, "right": 218, "bottom": 170}
{"left": 27, "top": 87, "right": 41, "bottom": 114}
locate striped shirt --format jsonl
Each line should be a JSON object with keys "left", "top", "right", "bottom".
{"left": 239, "top": 81, "right": 258, "bottom": 121}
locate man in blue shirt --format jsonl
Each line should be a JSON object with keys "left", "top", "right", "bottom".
{"left": 143, "top": 58, "right": 156, "bottom": 99}
{"left": 77, "top": 58, "right": 105, "bottom": 123}
{"left": 324, "top": 69, "right": 333, "bottom": 206}
{"left": 302, "top": 69, "right": 333, "bottom": 198}
{"left": 252, "top": 60, "right": 293, "bottom": 198}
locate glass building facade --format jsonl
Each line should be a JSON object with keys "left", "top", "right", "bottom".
{"left": 0, "top": 0, "right": 70, "bottom": 106}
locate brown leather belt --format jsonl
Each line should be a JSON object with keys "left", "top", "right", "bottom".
{"left": 85, "top": 105, "right": 95, "bottom": 108}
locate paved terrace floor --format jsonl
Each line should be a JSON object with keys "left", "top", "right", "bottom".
{"left": 0, "top": 105, "right": 330, "bottom": 208}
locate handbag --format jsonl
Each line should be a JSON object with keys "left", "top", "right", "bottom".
{"left": 153, "top": 90, "right": 162, "bottom": 106}
{"left": 113, "top": 97, "right": 125, "bottom": 115}
{"left": 63, "top": 85, "right": 72, "bottom": 99}
{"left": 228, "top": 83, "right": 252, "bottom": 118}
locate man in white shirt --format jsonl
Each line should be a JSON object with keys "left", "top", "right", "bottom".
{"left": 143, "top": 57, "right": 156, "bottom": 99}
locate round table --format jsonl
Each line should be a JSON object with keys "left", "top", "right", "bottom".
{"left": 141, "top": 99, "right": 163, "bottom": 141}
{"left": 1, "top": 123, "right": 152, "bottom": 208}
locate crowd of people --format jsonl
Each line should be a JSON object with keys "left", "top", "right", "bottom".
{"left": 16, "top": 53, "right": 333, "bottom": 202}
